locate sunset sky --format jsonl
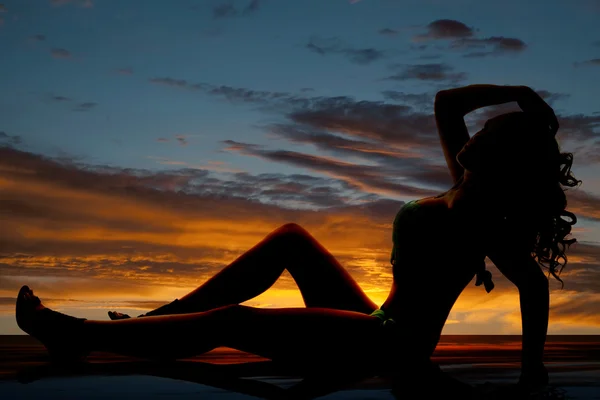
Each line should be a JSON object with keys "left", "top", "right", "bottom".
{"left": 1, "top": 0, "right": 600, "bottom": 335}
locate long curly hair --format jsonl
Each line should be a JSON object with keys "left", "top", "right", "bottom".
{"left": 532, "top": 151, "right": 580, "bottom": 285}
{"left": 464, "top": 111, "right": 581, "bottom": 285}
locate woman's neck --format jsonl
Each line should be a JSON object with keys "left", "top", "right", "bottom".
{"left": 442, "top": 172, "right": 501, "bottom": 228}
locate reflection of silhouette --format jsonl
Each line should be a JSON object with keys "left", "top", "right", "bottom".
{"left": 15, "top": 85, "right": 581, "bottom": 397}
{"left": 15, "top": 360, "right": 571, "bottom": 400}
{"left": 16, "top": 361, "right": 375, "bottom": 400}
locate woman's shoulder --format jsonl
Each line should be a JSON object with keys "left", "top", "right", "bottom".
{"left": 393, "top": 196, "right": 450, "bottom": 227}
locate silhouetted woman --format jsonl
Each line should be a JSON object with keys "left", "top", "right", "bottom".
{"left": 16, "top": 84, "right": 580, "bottom": 393}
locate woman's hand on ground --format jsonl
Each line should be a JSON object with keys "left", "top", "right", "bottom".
{"left": 518, "top": 363, "right": 549, "bottom": 390}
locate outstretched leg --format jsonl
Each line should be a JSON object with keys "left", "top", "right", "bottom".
{"left": 18, "top": 286, "right": 382, "bottom": 368}
{"left": 111, "top": 223, "right": 377, "bottom": 319}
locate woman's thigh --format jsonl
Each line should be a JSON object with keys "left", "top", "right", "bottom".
{"left": 220, "top": 306, "right": 385, "bottom": 368}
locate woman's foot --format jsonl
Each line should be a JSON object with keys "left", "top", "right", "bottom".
{"left": 107, "top": 311, "right": 133, "bottom": 320}
{"left": 108, "top": 299, "right": 183, "bottom": 320}
{"left": 16, "top": 285, "right": 89, "bottom": 363}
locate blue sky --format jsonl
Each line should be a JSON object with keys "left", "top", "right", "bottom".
{"left": 0, "top": 0, "right": 599, "bottom": 334}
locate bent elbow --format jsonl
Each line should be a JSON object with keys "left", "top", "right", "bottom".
{"left": 434, "top": 90, "right": 449, "bottom": 108}
{"left": 434, "top": 90, "right": 457, "bottom": 116}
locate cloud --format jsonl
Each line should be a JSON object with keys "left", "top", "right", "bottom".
{"left": 116, "top": 67, "right": 133, "bottom": 75}
{"left": 0, "top": 131, "right": 22, "bottom": 147}
{"left": 243, "top": 0, "right": 260, "bottom": 14}
{"left": 385, "top": 63, "right": 467, "bottom": 82}
{"left": 306, "top": 36, "right": 387, "bottom": 65}
{"left": 155, "top": 135, "right": 191, "bottom": 146}
{"left": 52, "top": 95, "right": 71, "bottom": 102}
{"left": 574, "top": 59, "right": 600, "bottom": 67}
{"left": 175, "top": 135, "right": 188, "bottom": 146}
{"left": 74, "top": 102, "right": 98, "bottom": 112}
{"left": 213, "top": 2, "right": 237, "bottom": 18}
{"left": 50, "top": 48, "right": 71, "bottom": 59}
{"left": 413, "top": 19, "right": 475, "bottom": 41}
{"left": 413, "top": 19, "right": 526, "bottom": 57}
{"left": 50, "top": 0, "right": 92, "bottom": 8}
{"left": 535, "top": 90, "right": 570, "bottom": 106}
{"left": 379, "top": 28, "right": 398, "bottom": 36}
{"left": 149, "top": 77, "right": 189, "bottom": 88}
{"left": 30, "top": 34, "right": 46, "bottom": 42}
{"left": 213, "top": 0, "right": 259, "bottom": 19}
{"left": 222, "top": 140, "right": 441, "bottom": 198}
{"left": 381, "top": 91, "right": 434, "bottom": 110}
{"left": 46, "top": 95, "right": 98, "bottom": 112}
{"left": 452, "top": 36, "right": 527, "bottom": 57}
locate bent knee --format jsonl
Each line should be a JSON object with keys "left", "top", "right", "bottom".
{"left": 275, "top": 222, "right": 310, "bottom": 237}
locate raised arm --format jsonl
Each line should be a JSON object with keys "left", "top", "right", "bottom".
{"left": 486, "top": 248, "right": 549, "bottom": 388}
{"left": 434, "top": 84, "right": 527, "bottom": 183}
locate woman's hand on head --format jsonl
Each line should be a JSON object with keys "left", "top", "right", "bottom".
{"left": 516, "top": 86, "right": 559, "bottom": 134}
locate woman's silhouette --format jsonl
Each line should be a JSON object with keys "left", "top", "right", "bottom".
{"left": 15, "top": 84, "right": 581, "bottom": 394}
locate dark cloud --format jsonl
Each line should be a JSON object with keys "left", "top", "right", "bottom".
{"left": 52, "top": 95, "right": 71, "bottom": 102}
{"left": 213, "top": 2, "right": 237, "bottom": 18}
{"left": 418, "top": 54, "right": 443, "bottom": 60}
{"left": 306, "top": 36, "right": 387, "bottom": 65}
{"left": 0, "top": 131, "right": 22, "bottom": 147}
{"left": 0, "top": 146, "right": 373, "bottom": 215}
{"left": 157, "top": 137, "right": 169, "bottom": 143}
{"left": 385, "top": 63, "right": 467, "bottom": 82}
{"left": 574, "top": 59, "right": 600, "bottom": 67}
{"left": 285, "top": 97, "right": 438, "bottom": 149}
{"left": 175, "top": 135, "right": 188, "bottom": 146}
{"left": 379, "top": 28, "right": 398, "bottom": 36}
{"left": 535, "top": 90, "right": 570, "bottom": 106}
{"left": 243, "top": 0, "right": 260, "bottom": 14}
{"left": 30, "top": 34, "right": 46, "bottom": 41}
{"left": 413, "top": 19, "right": 475, "bottom": 41}
{"left": 222, "top": 140, "right": 439, "bottom": 198}
{"left": 74, "top": 102, "right": 98, "bottom": 112}
{"left": 213, "top": 0, "right": 259, "bottom": 18}
{"left": 413, "top": 19, "right": 526, "bottom": 58}
{"left": 452, "top": 37, "right": 527, "bottom": 57}
{"left": 116, "top": 67, "right": 133, "bottom": 75}
{"left": 50, "top": 0, "right": 92, "bottom": 7}
{"left": 556, "top": 113, "right": 600, "bottom": 144}
{"left": 149, "top": 77, "right": 188, "bottom": 88}
{"left": 381, "top": 91, "right": 434, "bottom": 110}
{"left": 50, "top": 48, "right": 71, "bottom": 59}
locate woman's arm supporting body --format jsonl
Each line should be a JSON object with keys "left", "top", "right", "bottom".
{"left": 434, "top": 84, "right": 527, "bottom": 183}
{"left": 487, "top": 248, "right": 550, "bottom": 387}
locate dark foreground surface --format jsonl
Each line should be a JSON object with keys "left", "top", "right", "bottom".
{"left": 1, "top": 335, "right": 599, "bottom": 399}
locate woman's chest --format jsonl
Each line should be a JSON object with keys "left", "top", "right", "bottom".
{"left": 393, "top": 199, "right": 486, "bottom": 261}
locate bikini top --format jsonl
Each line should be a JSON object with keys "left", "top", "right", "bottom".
{"left": 390, "top": 199, "right": 495, "bottom": 293}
